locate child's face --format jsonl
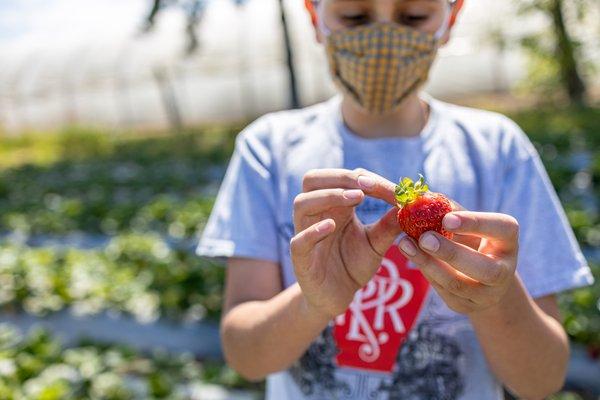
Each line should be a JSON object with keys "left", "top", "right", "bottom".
{"left": 315, "top": 0, "right": 453, "bottom": 114}
{"left": 318, "top": 0, "right": 450, "bottom": 42}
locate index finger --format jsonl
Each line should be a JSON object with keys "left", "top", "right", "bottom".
{"left": 442, "top": 211, "right": 519, "bottom": 252}
{"left": 302, "top": 168, "right": 397, "bottom": 206}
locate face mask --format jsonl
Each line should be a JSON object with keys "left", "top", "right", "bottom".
{"left": 317, "top": 2, "right": 450, "bottom": 115}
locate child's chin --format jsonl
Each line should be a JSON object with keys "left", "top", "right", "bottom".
{"left": 339, "top": 88, "right": 424, "bottom": 116}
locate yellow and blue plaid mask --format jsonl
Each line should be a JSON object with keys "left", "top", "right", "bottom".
{"left": 317, "top": 3, "right": 450, "bottom": 114}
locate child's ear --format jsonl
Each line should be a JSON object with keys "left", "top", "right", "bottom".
{"left": 439, "top": 0, "right": 464, "bottom": 46}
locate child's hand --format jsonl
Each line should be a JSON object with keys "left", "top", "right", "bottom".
{"left": 398, "top": 211, "right": 519, "bottom": 315}
{"left": 291, "top": 168, "right": 403, "bottom": 320}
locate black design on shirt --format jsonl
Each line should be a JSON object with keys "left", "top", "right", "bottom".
{"left": 379, "top": 322, "right": 464, "bottom": 400}
{"left": 289, "top": 326, "right": 349, "bottom": 397}
{"left": 289, "top": 320, "right": 465, "bottom": 400}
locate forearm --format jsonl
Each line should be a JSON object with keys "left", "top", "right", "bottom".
{"left": 220, "top": 283, "right": 330, "bottom": 381}
{"left": 469, "top": 275, "right": 569, "bottom": 399}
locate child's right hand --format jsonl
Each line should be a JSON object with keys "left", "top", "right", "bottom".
{"left": 291, "top": 168, "right": 403, "bottom": 320}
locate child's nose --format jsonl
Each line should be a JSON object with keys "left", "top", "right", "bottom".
{"left": 373, "top": 0, "right": 397, "bottom": 23}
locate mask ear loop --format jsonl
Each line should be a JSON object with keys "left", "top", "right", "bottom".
{"left": 313, "top": 0, "right": 331, "bottom": 37}
{"left": 434, "top": 1, "right": 452, "bottom": 40}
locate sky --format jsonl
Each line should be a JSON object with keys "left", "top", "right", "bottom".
{"left": 0, "top": 0, "right": 146, "bottom": 44}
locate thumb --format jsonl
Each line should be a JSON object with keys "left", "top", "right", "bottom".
{"left": 364, "top": 207, "right": 402, "bottom": 257}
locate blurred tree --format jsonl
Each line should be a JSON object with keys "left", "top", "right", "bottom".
{"left": 517, "top": 0, "right": 590, "bottom": 105}
{"left": 141, "top": 0, "right": 300, "bottom": 108}
{"left": 142, "top": 0, "right": 207, "bottom": 54}
{"left": 277, "top": 0, "right": 300, "bottom": 109}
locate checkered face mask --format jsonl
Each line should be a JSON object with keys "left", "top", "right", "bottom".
{"left": 324, "top": 22, "right": 439, "bottom": 114}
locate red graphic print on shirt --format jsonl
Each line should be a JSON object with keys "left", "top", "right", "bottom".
{"left": 333, "top": 245, "right": 430, "bottom": 372}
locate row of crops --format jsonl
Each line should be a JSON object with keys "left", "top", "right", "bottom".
{"left": 0, "top": 325, "right": 247, "bottom": 399}
{"left": 0, "top": 129, "right": 238, "bottom": 325}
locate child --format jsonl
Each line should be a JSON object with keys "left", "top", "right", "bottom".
{"left": 198, "top": 0, "right": 594, "bottom": 399}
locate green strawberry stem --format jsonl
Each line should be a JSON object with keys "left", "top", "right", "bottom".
{"left": 395, "top": 174, "right": 429, "bottom": 207}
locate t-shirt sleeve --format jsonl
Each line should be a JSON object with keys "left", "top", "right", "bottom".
{"left": 196, "top": 117, "right": 280, "bottom": 263}
{"left": 496, "top": 119, "right": 594, "bottom": 298}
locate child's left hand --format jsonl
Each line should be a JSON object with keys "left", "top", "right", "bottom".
{"left": 398, "top": 210, "right": 519, "bottom": 315}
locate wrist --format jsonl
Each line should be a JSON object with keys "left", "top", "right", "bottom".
{"left": 294, "top": 284, "right": 333, "bottom": 327}
{"left": 468, "top": 274, "right": 525, "bottom": 323}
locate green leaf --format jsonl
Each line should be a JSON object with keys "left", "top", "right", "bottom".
{"left": 394, "top": 174, "right": 430, "bottom": 207}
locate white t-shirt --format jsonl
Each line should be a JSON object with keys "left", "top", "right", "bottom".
{"left": 198, "top": 95, "right": 593, "bottom": 400}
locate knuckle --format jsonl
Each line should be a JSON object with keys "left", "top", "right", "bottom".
{"left": 469, "top": 215, "right": 481, "bottom": 231}
{"left": 293, "top": 193, "right": 306, "bottom": 210}
{"left": 330, "top": 189, "right": 345, "bottom": 202}
{"left": 448, "top": 278, "right": 465, "bottom": 293}
{"left": 352, "top": 168, "right": 370, "bottom": 186}
{"left": 412, "top": 254, "right": 430, "bottom": 269}
{"left": 290, "top": 233, "right": 309, "bottom": 255}
{"left": 289, "top": 236, "right": 299, "bottom": 253}
{"left": 507, "top": 216, "right": 520, "bottom": 239}
{"left": 302, "top": 169, "right": 319, "bottom": 190}
{"left": 353, "top": 167, "right": 368, "bottom": 176}
{"left": 443, "top": 245, "right": 459, "bottom": 264}
{"left": 486, "top": 262, "right": 506, "bottom": 284}
{"left": 317, "top": 190, "right": 343, "bottom": 206}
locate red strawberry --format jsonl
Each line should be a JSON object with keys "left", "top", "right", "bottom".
{"left": 395, "top": 175, "right": 453, "bottom": 241}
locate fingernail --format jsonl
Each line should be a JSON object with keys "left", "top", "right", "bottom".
{"left": 420, "top": 233, "right": 440, "bottom": 252}
{"left": 316, "top": 220, "right": 334, "bottom": 233}
{"left": 443, "top": 213, "right": 461, "bottom": 230}
{"left": 399, "top": 239, "right": 417, "bottom": 257}
{"left": 357, "top": 175, "right": 375, "bottom": 189}
{"left": 343, "top": 189, "right": 363, "bottom": 200}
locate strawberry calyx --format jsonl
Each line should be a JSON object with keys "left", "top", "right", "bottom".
{"left": 395, "top": 174, "right": 429, "bottom": 207}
